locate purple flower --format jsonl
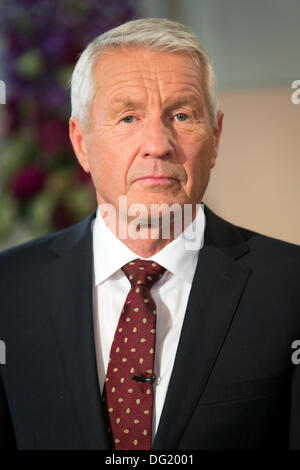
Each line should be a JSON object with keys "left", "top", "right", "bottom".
{"left": 1, "top": 0, "right": 137, "bottom": 232}
{"left": 4, "top": 99, "right": 20, "bottom": 134}
{"left": 12, "top": 165, "right": 47, "bottom": 202}
{"left": 38, "top": 119, "right": 71, "bottom": 155}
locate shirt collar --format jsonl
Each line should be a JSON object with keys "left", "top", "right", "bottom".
{"left": 92, "top": 203, "right": 205, "bottom": 286}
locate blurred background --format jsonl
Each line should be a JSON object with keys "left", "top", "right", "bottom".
{"left": 0, "top": 0, "right": 299, "bottom": 249}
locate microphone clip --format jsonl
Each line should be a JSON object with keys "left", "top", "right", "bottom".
{"left": 131, "top": 373, "right": 157, "bottom": 384}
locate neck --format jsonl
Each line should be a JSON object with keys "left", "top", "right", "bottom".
{"left": 118, "top": 237, "right": 173, "bottom": 259}
{"left": 98, "top": 202, "right": 200, "bottom": 258}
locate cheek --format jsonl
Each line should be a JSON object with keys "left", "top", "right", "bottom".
{"left": 85, "top": 125, "right": 134, "bottom": 196}
{"left": 94, "top": 156, "right": 116, "bottom": 187}
{"left": 181, "top": 138, "right": 214, "bottom": 181}
{"left": 89, "top": 145, "right": 130, "bottom": 196}
{"left": 86, "top": 135, "right": 113, "bottom": 175}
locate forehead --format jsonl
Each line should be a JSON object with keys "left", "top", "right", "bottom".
{"left": 92, "top": 48, "right": 204, "bottom": 104}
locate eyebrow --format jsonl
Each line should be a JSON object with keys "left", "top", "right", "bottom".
{"left": 107, "top": 94, "right": 203, "bottom": 116}
{"left": 163, "top": 95, "right": 203, "bottom": 114}
{"left": 109, "top": 97, "right": 144, "bottom": 110}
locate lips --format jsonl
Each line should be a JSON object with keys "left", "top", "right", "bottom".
{"left": 134, "top": 175, "right": 178, "bottom": 182}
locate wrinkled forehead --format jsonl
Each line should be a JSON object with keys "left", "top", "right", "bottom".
{"left": 91, "top": 47, "right": 204, "bottom": 104}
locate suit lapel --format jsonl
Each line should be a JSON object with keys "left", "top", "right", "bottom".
{"left": 42, "top": 205, "right": 252, "bottom": 450}
{"left": 42, "top": 210, "right": 110, "bottom": 449}
{"left": 152, "top": 206, "right": 252, "bottom": 449}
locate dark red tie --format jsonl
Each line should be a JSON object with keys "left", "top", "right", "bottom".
{"left": 103, "top": 259, "right": 166, "bottom": 450}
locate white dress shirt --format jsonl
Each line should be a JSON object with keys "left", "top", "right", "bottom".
{"left": 91, "top": 203, "right": 206, "bottom": 441}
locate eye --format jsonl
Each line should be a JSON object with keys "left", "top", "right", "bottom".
{"left": 174, "top": 113, "right": 189, "bottom": 122}
{"left": 121, "top": 115, "right": 135, "bottom": 123}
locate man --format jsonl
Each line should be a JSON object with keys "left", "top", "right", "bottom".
{"left": 0, "top": 18, "right": 300, "bottom": 450}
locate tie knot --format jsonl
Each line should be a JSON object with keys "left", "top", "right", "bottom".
{"left": 122, "top": 259, "right": 166, "bottom": 288}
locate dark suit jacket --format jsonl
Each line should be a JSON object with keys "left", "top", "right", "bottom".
{"left": 0, "top": 205, "right": 300, "bottom": 450}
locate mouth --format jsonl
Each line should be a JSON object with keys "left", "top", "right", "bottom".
{"left": 133, "top": 176, "right": 179, "bottom": 184}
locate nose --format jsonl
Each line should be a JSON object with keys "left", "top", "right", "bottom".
{"left": 140, "top": 118, "right": 173, "bottom": 159}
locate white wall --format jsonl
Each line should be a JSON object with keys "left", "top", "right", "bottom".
{"left": 138, "top": 0, "right": 300, "bottom": 244}
{"left": 139, "top": 0, "right": 300, "bottom": 89}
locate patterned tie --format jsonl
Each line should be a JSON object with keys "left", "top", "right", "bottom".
{"left": 103, "top": 258, "right": 166, "bottom": 450}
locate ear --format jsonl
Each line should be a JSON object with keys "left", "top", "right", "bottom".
{"left": 211, "top": 110, "right": 224, "bottom": 169}
{"left": 69, "top": 116, "right": 90, "bottom": 173}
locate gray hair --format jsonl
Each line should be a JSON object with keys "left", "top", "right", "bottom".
{"left": 70, "top": 18, "right": 219, "bottom": 133}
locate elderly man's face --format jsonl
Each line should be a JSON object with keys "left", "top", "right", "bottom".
{"left": 70, "top": 48, "right": 223, "bottom": 219}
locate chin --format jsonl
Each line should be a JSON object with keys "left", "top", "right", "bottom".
{"left": 132, "top": 197, "right": 181, "bottom": 209}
